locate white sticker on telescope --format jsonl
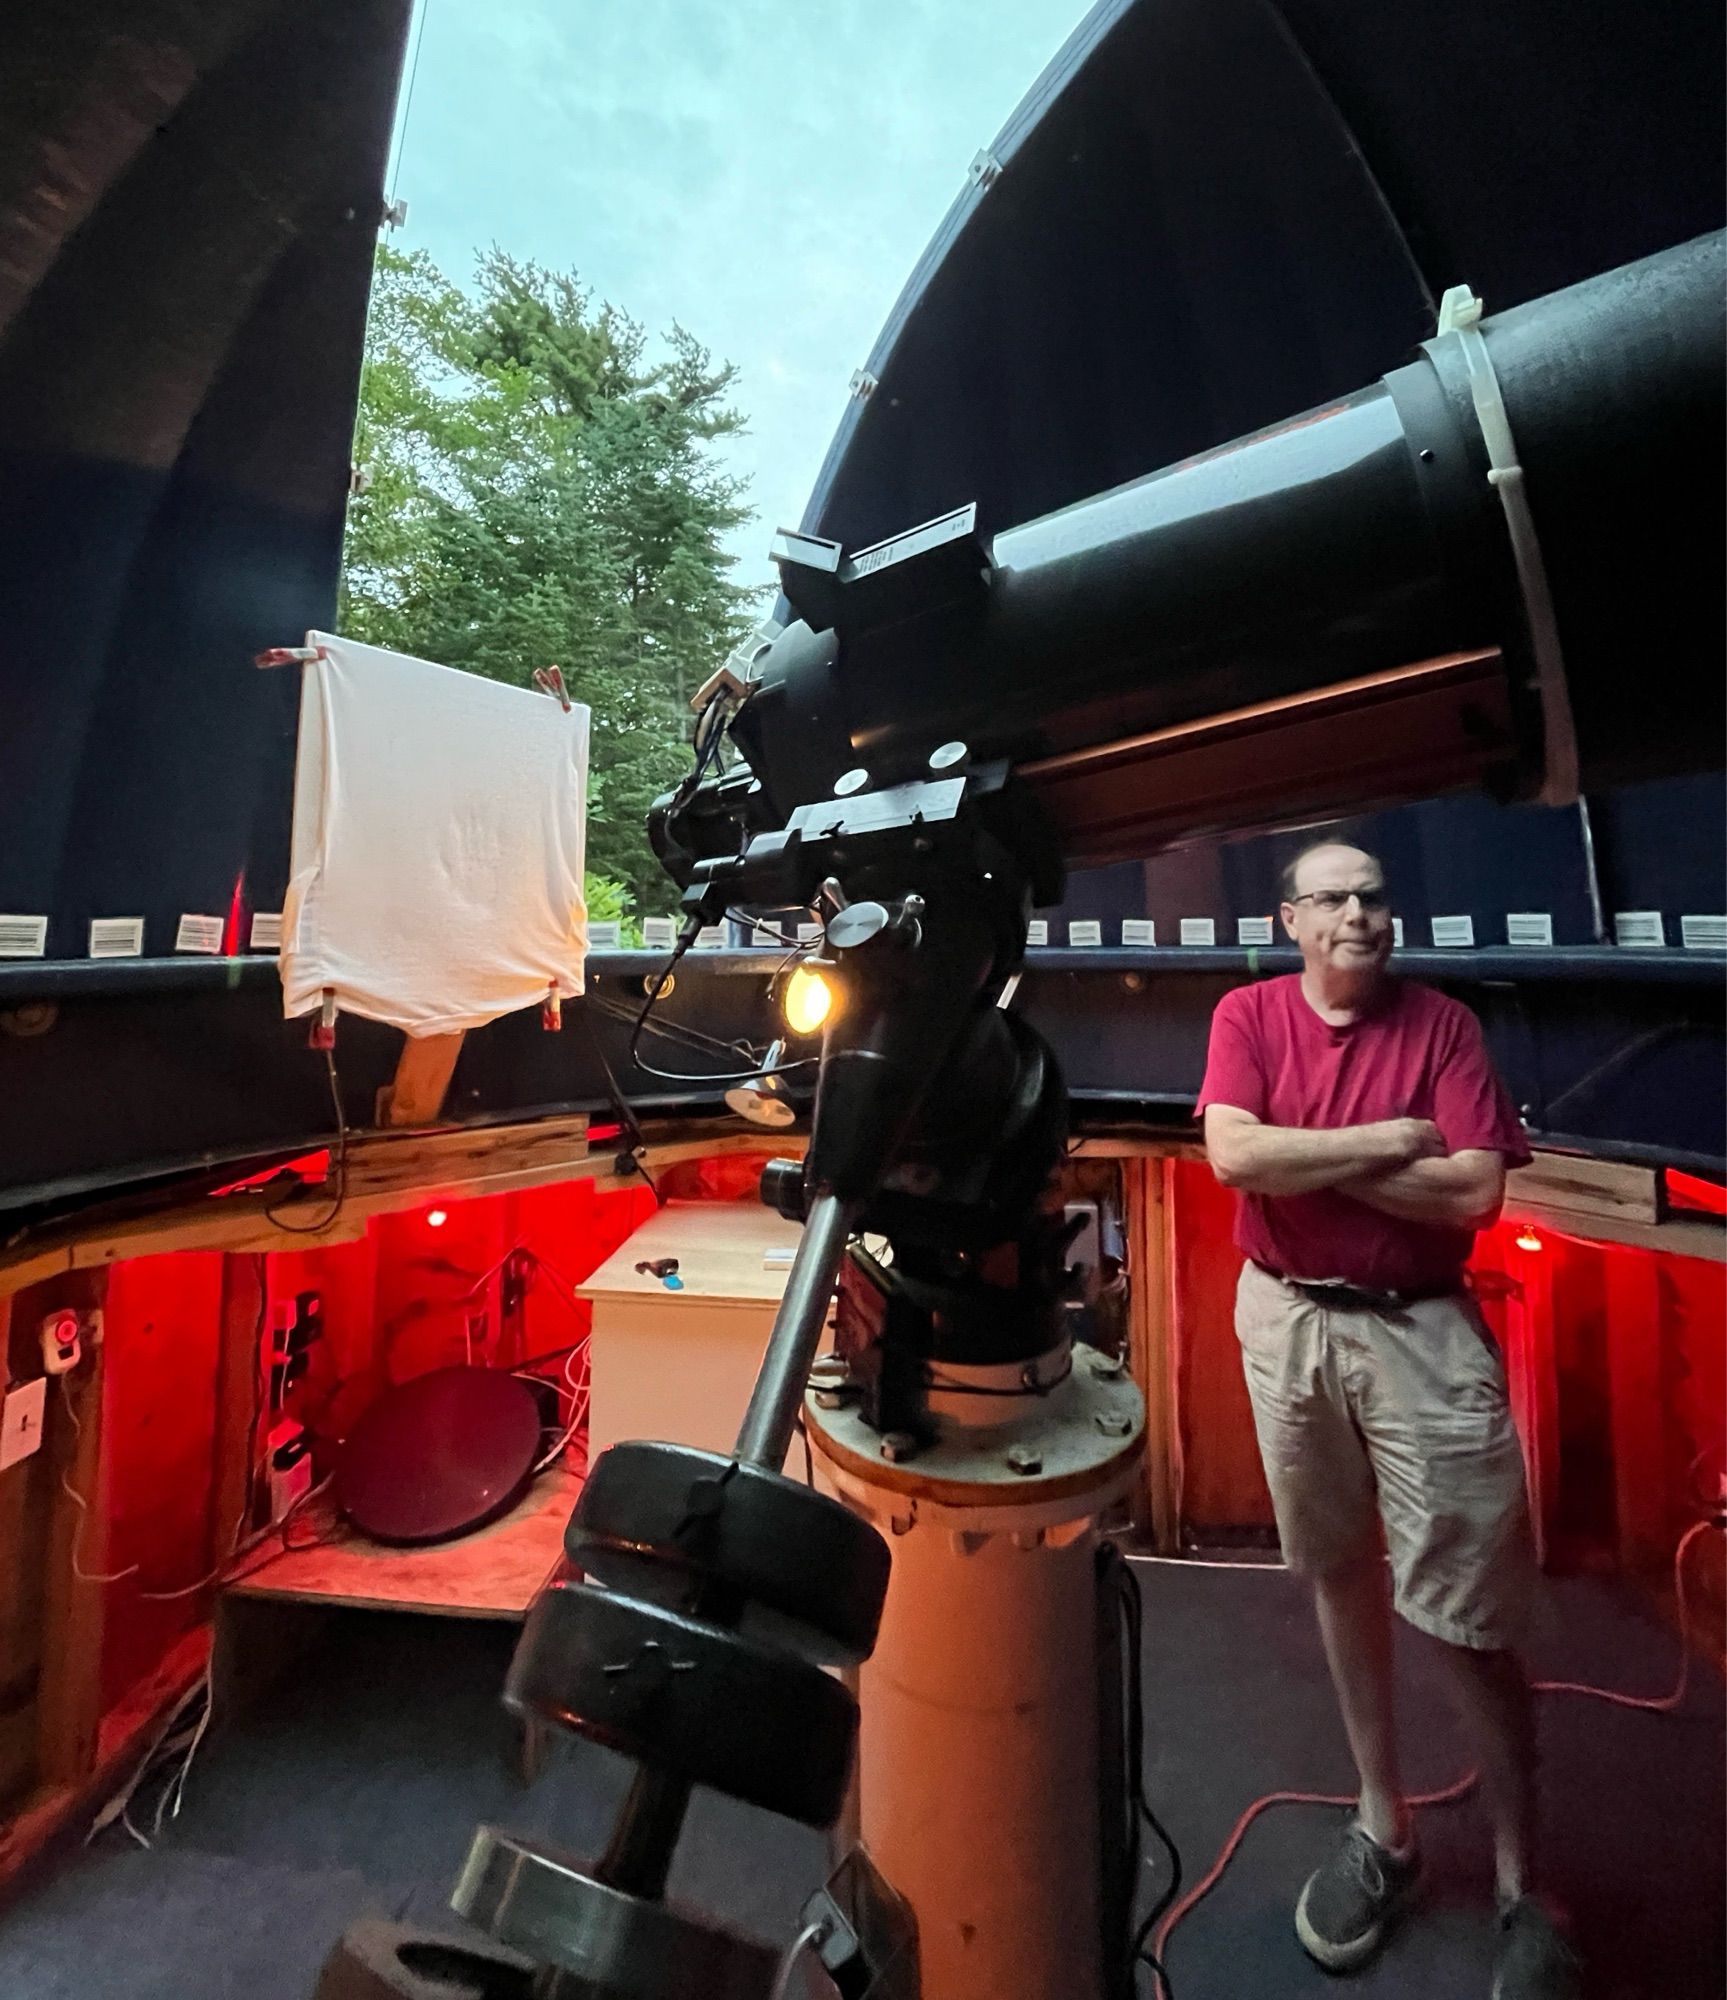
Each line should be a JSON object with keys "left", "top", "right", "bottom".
{"left": 1614, "top": 911, "right": 1665, "bottom": 948}
{"left": 694, "top": 926, "right": 726, "bottom": 950}
{"left": 1431, "top": 916, "right": 1475, "bottom": 949}
{"left": 1392, "top": 918, "right": 1404, "bottom": 947}
{"left": 250, "top": 912, "right": 284, "bottom": 952}
{"left": 88, "top": 918, "right": 144, "bottom": 958}
{"left": 588, "top": 921, "right": 622, "bottom": 949}
{"left": 1026, "top": 920, "right": 1049, "bottom": 946}
{"left": 641, "top": 917, "right": 676, "bottom": 951}
{"left": 175, "top": 914, "right": 225, "bottom": 955}
{"left": 1237, "top": 917, "right": 1275, "bottom": 946}
{"left": 1068, "top": 920, "right": 1103, "bottom": 948}
{"left": 1179, "top": 918, "right": 1216, "bottom": 947}
{"left": 1120, "top": 919, "right": 1156, "bottom": 947}
{"left": 1505, "top": 912, "right": 1553, "bottom": 947}
{"left": 1681, "top": 915, "right": 1727, "bottom": 950}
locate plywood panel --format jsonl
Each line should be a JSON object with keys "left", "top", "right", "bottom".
{"left": 226, "top": 1463, "right": 580, "bottom": 1617}
{"left": 99, "top": 1253, "right": 225, "bottom": 1708}
{"left": 1170, "top": 1159, "right": 1271, "bottom": 1536}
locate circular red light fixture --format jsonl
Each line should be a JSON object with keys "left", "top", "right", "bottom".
{"left": 1514, "top": 1227, "right": 1543, "bottom": 1252}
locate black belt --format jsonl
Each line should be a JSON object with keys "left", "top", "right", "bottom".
{"left": 1252, "top": 1262, "right": 1462, "bottom": 1313}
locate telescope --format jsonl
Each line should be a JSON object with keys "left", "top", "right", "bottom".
{"left": 324, "top": 231, "right": 1722, "bottom": 2000}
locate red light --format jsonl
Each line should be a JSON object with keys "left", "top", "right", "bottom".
{"left": 427, "top": 1208, "right": 449, "bottom": 1229}
{"left": 1514, "top": 1228, "right": 1544, "bottom": 1252}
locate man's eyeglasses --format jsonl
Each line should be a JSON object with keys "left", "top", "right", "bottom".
{"left": 1288, "top": 889, "right": 1391, "bottom": 913}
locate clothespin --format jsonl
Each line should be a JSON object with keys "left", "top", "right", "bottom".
{"left": 541, "top": 983, "right": 563, "bottom": 1031}
{"left": 255, "top": 644, "right": 329, "bottom": 669}
{"left": 533, "top": 665, "right": 572, "bottom": 712}
{"left": 310, "top": 988, "right": 338, "bottom": 1050}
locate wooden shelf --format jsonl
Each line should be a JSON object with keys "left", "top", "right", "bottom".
{"left": 224, "top": 1462, "right": 581, "bottom": 1619}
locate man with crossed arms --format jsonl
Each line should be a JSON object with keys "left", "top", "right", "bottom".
{"left": 1198, "top": 839, "right": 1580, "bottom": 2000}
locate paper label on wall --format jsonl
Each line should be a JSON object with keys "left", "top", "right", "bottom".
{"left": 0, "top": 915, "right": 48, "bottom": 959}
{"left": 1237, "top": 916, "right": 1274, "bottom": 946}
{"left": 1681, "top": 914, "right": 1727, "bottom": 951}
{"left": 1067, "top": 920, "right": 1102, "bottom": 947}
{"left": 1179, "top": 918, "right": 1216, "bottom": 947}
{"left": 797, "top": 923, "right": 824, "bottom": 946}
{"left": 175, "top": 913, "right": 225, "bottom": 955}
{"left": 1430, "top": 915, "right": 1475, "bottom": 948}
{"left": 751, "top": 923, "right": 781, "bottom": 948}
{"left": 1025, "top": 920, "right": 1049, "bottom": 946}
{"left": 1392, "top": 918, "right": 1404, "bottom": 947}
{"left": 641, "top": 917, "right": 676, "bottom": 951}
{"left": 0, "top": 1376, "right": 48, "bottom": 1471}
{"left": 88, "top": 917, "right": 144, "bottom": 958}
{"left": 588, "top": 920, "right": 621, "bottom": 949}
{"left": 1505, "top": 912, "right": 1553, "bottom": 947}
{"left": 1120, "top": 918, "right": 1156, "bottom": 946}
{"left": 693, "top": 925, "right": 726, "bottom": 949}
{"left": 249, "top": 912, "right": 284, "bottom": 952}
{"left": 1614, "top": 910, "right": 1665, "bottom": 948}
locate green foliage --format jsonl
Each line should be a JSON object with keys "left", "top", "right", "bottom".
{"left": 582, "top": 869, "right": 640, "bottom": 947}
{"left": 341, "top": 244, "right": 758, "bottom": 911}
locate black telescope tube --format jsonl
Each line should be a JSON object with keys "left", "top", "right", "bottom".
{"left": 740, "top": 230, "right": 1723, "bottom": 812}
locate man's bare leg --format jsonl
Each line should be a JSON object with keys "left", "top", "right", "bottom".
{"left": 1424, "top": 1638, "right": 1537, "bottom": 1902}
{"left": 1312, "top": 1550, "right": 1412, "bottom": 1851}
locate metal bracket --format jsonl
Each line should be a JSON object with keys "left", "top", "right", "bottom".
{"left": 968, "top": 148, "right": 1003, "bottom": 190}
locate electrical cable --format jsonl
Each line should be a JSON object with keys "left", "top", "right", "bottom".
{"left": 768, "top": 1917, "right": 831, "bottom": 2000}
{"left": 533, "top": 1343, "right": 592, "bottom": 1473}
{"left": 56, "top": 1377, "right": 140, "bottom": 1584}
{"left": 264, "top": 1047, "right": 350, "bottom": 1234}
{"left": 576, "top": 1003, "right": 662, "bottom": 1202}
{"left": 1143, "top": 1516, "right": 1724, "bottom": 1997}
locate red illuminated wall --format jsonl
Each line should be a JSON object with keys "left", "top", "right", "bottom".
{"left": 91, "top": 1174, "right": 657, "bottom": 1714}
{"left": 1170, "top": 1156, "right": 1726, "bottom": 1585}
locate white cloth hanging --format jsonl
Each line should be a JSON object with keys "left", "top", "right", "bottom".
{"left": 280, "top": 632, "right": 590, "bottom": 1037}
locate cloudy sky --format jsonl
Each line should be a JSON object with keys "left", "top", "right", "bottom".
{"left": 384, "top": 0, "right": 1090, "bottom": 580}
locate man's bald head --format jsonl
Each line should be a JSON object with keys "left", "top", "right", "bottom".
{"left": 1280, "top": 841, "right": 1385, "bottom": 904}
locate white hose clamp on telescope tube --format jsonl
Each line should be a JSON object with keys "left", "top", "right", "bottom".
{"left": 1431, "top": 285, "right": 1580, "bottom": 806}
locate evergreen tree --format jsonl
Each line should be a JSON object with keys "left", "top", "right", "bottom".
{"left": 342, "top": 244, "right": 757, "bottom": 917}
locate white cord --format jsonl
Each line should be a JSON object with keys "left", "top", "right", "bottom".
{"left": 56, "top": 1379, "right": 139, "bottom": 1585}
{"left": 769, "top": 1918, "right": 831, "bottom": 2000}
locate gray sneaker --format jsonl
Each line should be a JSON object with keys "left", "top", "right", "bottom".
{"left": 1294, "top": 1819, "right": 1421, "bottom": 1972}
{"left": 1492, "top": 1897, "right": 1583, "bottom": 2000}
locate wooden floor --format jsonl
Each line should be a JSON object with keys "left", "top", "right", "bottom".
{"left": 225, "top": 1463, "right": 581, "bottom": 1620}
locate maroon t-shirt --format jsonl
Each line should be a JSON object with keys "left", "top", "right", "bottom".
{"left": 1197, "top": 975, "right": 1531, "bottom": 1293}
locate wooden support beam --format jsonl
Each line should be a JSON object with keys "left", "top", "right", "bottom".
{"left": 1, "top": 1119, "right": 801, "bottom": 1296}
{"left": 375, "top": 1031, "right": 467, "bottom": 1129}
{"left": 35, "top": 1275, "right": 109, "bottom": 1789}
{"left": 1126, "top": 1155, "right": 1182, "bottom": 1553}
{"left": 1502, "top": 1244, "right": 1561, "bottom": 1568}
{"left": 209, "top": 1256, "right": 266, "bottom": 1579}
{"left": 1603, "top": 1248, "right": 1671, "bottom": 1572}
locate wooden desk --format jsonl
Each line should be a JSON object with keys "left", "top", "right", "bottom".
{"left": 580, "top": 1201, "right": 804, "bottom": 1462}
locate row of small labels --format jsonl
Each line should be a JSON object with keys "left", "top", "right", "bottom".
{"left": 598, "top": 912, "right": 1727, "bottom": 953}
{"left": 0, "top": 913, "right": 285, "bottom": 959}
{"left": 4, "top": 909, "right": 1721, "bottom": 963}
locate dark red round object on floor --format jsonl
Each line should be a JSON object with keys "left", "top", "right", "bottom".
{"left": 336, "top": 1366, "right": 545, "bottom": 1546}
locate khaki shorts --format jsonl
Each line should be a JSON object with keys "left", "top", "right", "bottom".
{"left": 1234, "top": 1260, "right": 1536, "bottom": 1651}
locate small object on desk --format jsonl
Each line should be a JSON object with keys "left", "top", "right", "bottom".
{"left": 634, "top": 1257, "right": 684, "bottom": 1289}
{"left": 763, "top": 1246, "right": 796, "bottom": 1271}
